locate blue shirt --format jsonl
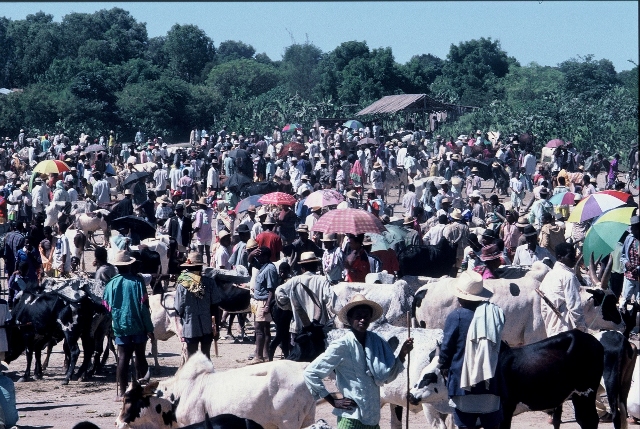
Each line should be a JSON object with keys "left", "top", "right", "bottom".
{"left": 0, "top": 375, "right": 18, "bottom": 427}
{"left": 253, "top": 262, "right": 278, "bottom": 300}
{"left": 304, "top": 330, "right": 404, "bottom": 426}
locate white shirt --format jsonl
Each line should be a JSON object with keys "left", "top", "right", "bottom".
{"left": 512, "top": 244, "right": 554, "bottom": 266}
{"left": 402, "top": 191, "right": 417, "bottom": 217}
{"left": 522, "top": 153, "right": 537, "bottom": 175}
{"left": 424, "top": 223, "right": 447, "bottom": 246}
{"left": 214, "top": 245, "right": 231, "bottom": 269}
{"left": 154, "top": 168, "right": 168, "bottom": 191}
{"left": 510, "top": 176, "right": 524, "bottom": 194}
{"left": 169, "top": 167, "right": 182, "bottom": 191}
{"left": 207, "top": 167, "right": 220, "bottom": 190}
{"left": 53, "top": 234, "right": 71, "bottom": 272}
{"left": 539, "top": 261, "right": 587, "bottom": 336}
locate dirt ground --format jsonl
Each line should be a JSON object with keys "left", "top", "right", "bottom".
{"left": 8, "top": 172, "right": 638, "bottom": 429}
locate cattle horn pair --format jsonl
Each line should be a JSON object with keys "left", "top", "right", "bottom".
{"left": 587, "top": 254, "right": 613, "bottom": 290}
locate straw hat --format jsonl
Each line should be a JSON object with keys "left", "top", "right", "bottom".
{"left": 403, "top": 216, "right": 415, "bottom": 225}
{"left": 471, "top": 167, "right": 479, "bottom": 173}
{"left": 479, "top": 244, "right": 502, "bottom": 262}
{"left": 218, "top": 229, "right": 231, "bottom": 240}
{"left": 124, "top": 189, "right": 133, "bottom": 196}
{"left": 311, "top": 206, "right": 322, "bottom": 212}
{"left": 523, "top": 225, "right": 538, "bottom": 237}
{"left": 257, "top": 206, "right": 268, "bottom": 217}
{"left": 246, "top": 238, "right": 258, "bottom": 251}
{"left": 516, "top": 216, "right": 529, "bottom": 228}
{"left": 373, "top": 162, "right": 382, "bottom": 169}
{"left": 112, "top": 250, "right": 137, "bottom": 266}
{"left": 346, "top": 190, "right": 358, "bottom": 199}
{"left": 296, "top": 224, "right": 310, "bottom": 233}
{"left": 181, "top": 251, "right": 204, "bottom": 267}
{"left": 321, "top": 233, "right": 338, "bottom": 242}
{"left": 235, "top": 224, "right": 250, "bottom": 234}
{"left": 197, "top": 196, "right": 209, "bottom": 207}
{"left": 470, "top": 190, "right": 482, "bottom": 199}
{"left": 157, "top": 194, "right": 170, "bottom": 204}
{"left": 450, "top": 209, "right": 463, "bottom": 220}
{"left": 298, "top": 251, "right": 320, "bottom": 265}
{"left": 262, "top": 215, "right": 276, "bottom": 225}
{"left": 337, "top": 293, "right": 384, "bottom": 325}
{"left": 453, "top": 271, "right": 493, "bottom": 302}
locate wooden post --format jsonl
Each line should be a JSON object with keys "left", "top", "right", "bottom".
{"left": 406, "top": 311, "right": 411, "bottom": 429}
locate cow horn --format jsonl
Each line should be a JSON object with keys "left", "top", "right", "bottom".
{"left": 600, "top": 255, "right": 613, "bottom": 290}
{"left": 588, "top": 254, "right": 600, "bottom": 286}
{"left": 129, "top": 378, "right": 140, "bottom": 390}
{"left": 574, "top": 250, "right": 587, "bottom": 285}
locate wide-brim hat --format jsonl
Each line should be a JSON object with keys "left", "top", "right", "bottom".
{"left": 112, "top": 250, "right": 137, "bottom": 266}
{"left": 337, "top": 293, "right": 384, "bottom": 325}
{"left": 124, "top": 189, "right": 133, "bottom": 195}
{"left": 516, "top": 216, "right": 529, "bottom": 228}
{"left": 479, "top": 244, "right": 502, "bottom": 262}
{"left": 346, "top": 190, "right": 358, "bottom": 199}
{"left": 403, "top": 216, "right": 415, "bottom": 225}
{"left": 157, "top": 194, "right": 171, "bottom": 204}
{"left": 197, "top": 196, "right": 209, "bottom": 207}
{"left": 246, "top": 238, "right": 258, "bottom": 251}
{"left": 181, "top": 251, "right": 204, "bottom": 267}
{"left": 235, "top": 224, "right": 251, "bottom": 235}
{"left": 450, "top": 209, "right": 463, "bottom": 220}
{"left": 470, "top": 190, "right": 482, "bottom": 199}
{"left": 296, "top": 224, "right": 310, "bottom": 233}
{"left": 471, "top": 167, "right": 479, "bottom": 173}
{"left": 298, "top": 251, "right": 320, "bottom": 265}
{"left": 218, "top": 229, "right": 231, "bottom": 240}
{"left": 262, "top": 215, "right": 276, "bottom": 225}
{"left": 523, "top": 225, "right": 538, "bottom": 237}
{"left": 453, "top": 271, "right": 493, "bottom": 302}
{"left": 321, "top": 233, "right": 338, "bottom": 242}
{"left": 311, "top": 206, "right": 322, "bottom": 212}
{"left": 373, "top": 162, "right": 382, "bottom": 169}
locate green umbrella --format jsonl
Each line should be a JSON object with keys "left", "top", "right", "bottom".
{"left": 383, "top": 225, "right": 408, "bottom": 253}
{"left": 365, "top": 233, "right": 391, "bottom": 252}
{"left": 582, "top": 206, "right": 636, "bottom": 264}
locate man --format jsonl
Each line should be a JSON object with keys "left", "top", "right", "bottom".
{"left": 278, "top": 203, "right": 297, "bottom": 244}
{"left": 31, "top": 177, "right": 50, "bottom": 217}
{"left": 155, "top": 194, "right": 173, "bottom": 223}
{"left": 229, "top": 224, "right": 252, "bottom": 269}
{"left": 247, "top": 246, "right": 278, "bottom": 363}
{"left": 102, "top": 250, "right": 154, "bottom": 400}
{"left": 469, "top": 190, "right": 485, "bottom": 221}
{"left": 473, "top": 244, "right": 504, "bottom": 279}
{"left": 289, "top": 158, "right": 302, "bottom": 190}
{"left": 370, "top": 162, "right": 384, "bottom": 198}
{"left": 528, "top": 188, "right": 554, "bottom": 230}
{"left": 94, "top": 246, "right": 117, "bottom": 285}
{"left": 206, "top": 158, "right": 220, "bottom": 194}
{"left": 52, "top": 222, "right": 72, "bottom": 277}
{"left": 443, "top": 209, "right": 469, "bottom": 274}
{"left": 304, "top": 294, "right": 413, "bottom": 428}
{"left": 438, "top": 271, "right": 504, "bottom": 429}
{"left": 239, "top": 205, "right": 257, "bottom": 232}
{"left": 111, "top": 189, "right": 134, "bottom": 220}
{"left": 14, "top": 184, "right": 32, "bottom": 228}
{"left": 320, "top": 233, "right": 344, "bottom": 284}
{"left": 607, "top": 153, "right": 620, "bottom": 189}
{"left": 153, "top": 163, "right": 168, "bottom": 195}
{"left": 193, "top": 197, "right": 214, "bottom": 265}
{"left": 539, "top": 242, "right": 587, "bottom": 336}
{"left": 174, "top": 250, "right": 216, "bottom": 359}
{"left": 252, "top": 207, "right": 268, "bottom": 239}
{"left": 167, "top": 204, "right": 193, "bottom": 255}
{"left": 582, "top": 174, "right": 596, "bottom": 197}
{"left": 305, "top": 206, "right": 322, "bottom": 231}
{"left": 290, "top": 224, "right": 322, "bottom": 275}
{"left": 499, "top": 210, "right": 522, "bottom": 262}
{"left": 513, "top": 225, "right": 554, "bottom": 267}
{"left": 297, "top": 175, "right": 313, "bottom": 196}
{"left": 465, "top": 167, "right": 482, "bottom": 197}
{"left": 402, "top": 216, "right": 422, "bottom": 247}
{"left": 92, "top": 172, "right": 111, "bottom": 204}
{"left": 521, "top": 148, "right": 536, "bottom": 192}
{"left": 255, "top": 216, "right": 282, "bottom": 262}
{"left": 402, "top": 183, "right": 417, "bottom": 218}
{"left": 509, "top": 169, "right": 526, "bottom": 212}
{"left": 619, "top": 216, "right": 640, "bottom": 309}
{"left": 539, "top": 212, "right": 565, "bottom": 258}
{"left": 214, "top": 230, "right": 232, "bottom": 270}
{"left": 424, "top": 214, "right": 449, "bottom": 246}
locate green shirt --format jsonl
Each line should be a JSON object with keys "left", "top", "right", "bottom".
{"left": 103, "top": 274, "right": 153, "bottom": 338}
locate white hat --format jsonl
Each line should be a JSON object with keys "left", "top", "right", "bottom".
{"left": 337, "top": 294, "right": 384, "bottom": 325}
{"left": 453, "top": 271, "right": 493, "bottom": 302}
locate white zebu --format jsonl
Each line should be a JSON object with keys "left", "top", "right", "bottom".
{"left": 116, "top": 353, "right": 316, "bottom": 429}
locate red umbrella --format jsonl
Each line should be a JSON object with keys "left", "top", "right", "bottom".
{"left": 311, "top": 208, "right": 386, "bottom": 235}
{"left": 258, "top": 192, "right": 297, "bottom": 206}
{"left": 545, "top": 139, "right": 565, "bottom": 148}
{"left": 277, "top": 142, "right": 306, "bottom": 159}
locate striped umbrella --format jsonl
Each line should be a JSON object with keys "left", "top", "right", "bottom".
{"left": 549, "top": 191, "right": 577, "bottom": 206}
{"left": 582, "top": 206, "right": 636, "bottom": 264}
{"left": 311, "top": 208, "right": 386, "bottom": 235}
{"left": 33, "top": 159, "right": 70, "bottom": 174}
{"left": 567, "top": 190, "right": 632, "bottom": 223}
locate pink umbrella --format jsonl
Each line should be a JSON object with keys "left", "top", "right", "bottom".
{"left": 303, "top": 190, "right": 344, "bottom": 207}
{"left": 545, "top": 139, "right": 565, "bottom": 148}
{"left": 258, "top": 192, "right": 297, "bottom": 206}
{"left": 311, "top": 208, "right": 386, "bottom": 235}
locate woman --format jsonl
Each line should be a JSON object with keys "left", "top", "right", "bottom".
{"left": 343, "top": 233, "right": 370, "bottom": 283}
{"left": 174, "top": 251, "right": 216, "bottom": 360}
{"left": 439, "top": 271, "right": 505, "bottom": 429}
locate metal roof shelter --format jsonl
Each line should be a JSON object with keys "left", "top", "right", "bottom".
{"left": 355, "top": 94, "right": 451, "bottom": 116}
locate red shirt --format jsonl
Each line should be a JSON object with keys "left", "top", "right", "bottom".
{"left": 255, "top": 231, "right": 282, "bottom": 262}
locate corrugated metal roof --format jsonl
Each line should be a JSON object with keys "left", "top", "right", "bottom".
{"left": 355, "top": 94, "right": 454, "bottom": 116}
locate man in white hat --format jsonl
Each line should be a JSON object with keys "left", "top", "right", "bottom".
{"left": 193, "top": 197, "right": 214, "bottom": 265}
{"left": 320, "top": 233, "right": 344, "bottom": 284}
{"left": 465, "top": 166, "right": 482, "bottom": 197}
{"left": 468, "top": 190, "right": 485, "bottom": 221}
{"left": 444, "top": 208, "right": 470, "bottom": 274}
{"left": 438, "top": 271, "right": 505, "bottom": 429}
{"left": 304, "top": 294, "right": 413, "bottom": 428}
{"left": 103, "top": 250, "right": 154, "bottom": 400}
{"left": 31, "top": 176, "right": 50, "bottom": 216}
{"left": 539, "top": 242, "right": 587, "bottom": 336}
{"left": 174, "top": 250, "right": 216, "bottom": 360}
{"left": 370, "top": 162, "right": 384, "bottom": 198}
{"left": 214, "top": 229, "right": 232, "bottom": 270}
{"left": 290, "top": 224, "right": 322, "bottom": 275}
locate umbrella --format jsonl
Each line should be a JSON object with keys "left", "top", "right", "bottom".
{"left": 111, "top": 216, "right": 156, "bottom": 240}
{"left": 582, "top": 206, "right": 636, "bottom": 264}
{"left": 311, "top": 208, "right": 386, "bottom": 235}
{"left": 343, "top": 120, "right": 364, "bottom": 130}
{"left": 567, "top": 190, "right": 632, "bottom": 223}
{"left": 365, "top": 233, "right": 391, "bottom": 252}
{"left": 357, "top": 137, "right": 378, "bottom": 146}
{"left": 382, "top": 225, "right": 409, "bottom": 252}
{"left": 545, "top": 139, "right": 565, "bottom": 148}
{"left": 235, "top": 194, "right": 263, "bottom": 213}
{"left": 303, "top": 189, "right": 344, "bottom": 207}
{"left": 228, "top": 148, "right": 249, "bottom": 159}
{"left": 282, "top": 123, "right": 302, "bottom": 132}
{"left": 84, "top": 144, "right": 107, "bottom": 153}
{"left": 122, "top": 171, "right": 150, "bottom": 188}
{"left": 33, "top": 160, "right": 70, "bottom": 174}
{"left": 224, "top": 172, "right": 253, "bottom": 193}
{"left": 258, "top": 192, "right": 296, "bottom": 206}
{"left": 549, "top": 191, "right": 577, "bottom": 206}
{"left": 277, "top": 142, "right": 306, "bottom": 159}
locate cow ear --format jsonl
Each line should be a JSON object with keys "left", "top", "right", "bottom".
{"left": 129, "top": 378, "right": 140, "bottom": 391}
{"left": 142, "top": 380, "right": 159, "bottom": 397}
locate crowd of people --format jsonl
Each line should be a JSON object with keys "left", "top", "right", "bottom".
{"left": 0, "top": 123, "right": 637, "bottom": 428}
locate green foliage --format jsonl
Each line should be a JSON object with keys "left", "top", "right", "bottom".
{"left": 281, "top": 42, "right": 323, "bottom": 99}
{"left": 217, "top": 40, "right": 256, "bottom": 63}
{"left": 163, "top": 24, "right": 215, "bottom": 83}
{"left": 206, "top": 59, "right": 279, "bottom": 99}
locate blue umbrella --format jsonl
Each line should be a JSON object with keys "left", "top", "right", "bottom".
{"left": 235, "top": 194, "right": 263, "bottom": 213}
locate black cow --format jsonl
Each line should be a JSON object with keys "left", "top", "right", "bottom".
{"left": 130, "top": 247, "right": 163, "bottom": 293}
{"left": 6, "top": 290, "right": 100, "bottom": 384}
{"left": 240, "top": 181, "right": 279, "bottom": 197}
{"left": 499, "top": 330, "right": 604, "bottom": 429}
{"left": 183, "top": 414, "right": 263, "bottom": 429}
{"left": 397, "top": 238, "right": 457, "bottom": 278}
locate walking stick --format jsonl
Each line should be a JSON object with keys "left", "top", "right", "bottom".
{"left": 406, "top": 311, "right": 411, "bottom": 429}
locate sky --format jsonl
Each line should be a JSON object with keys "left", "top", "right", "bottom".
{"left": 3, "top": 2, "right": 639, "bottom": 71}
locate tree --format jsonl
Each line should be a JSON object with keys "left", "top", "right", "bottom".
{"left": 206, "top": 59, "right": 280, "bottom": 99}
{"left": 559, "top": 55, "right": 619, "bottom": 99}
{"left": 400, "top": 54, "right": 444, "bottom": 94}
{"left": 163, "top": 24, "right": 215, "bottom": 83}
{"left": 431, "top": 37, "right": 517, "bottom": 106}
{"left": 281, "top": 42, "right": 322, "bottom": 99}
{"left": 217, "top": 40, "right": 256, "bottom": 63}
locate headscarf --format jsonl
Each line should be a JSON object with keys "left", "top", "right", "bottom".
{"left": 56, "top": 180, "right": 65, "bottom": 190}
